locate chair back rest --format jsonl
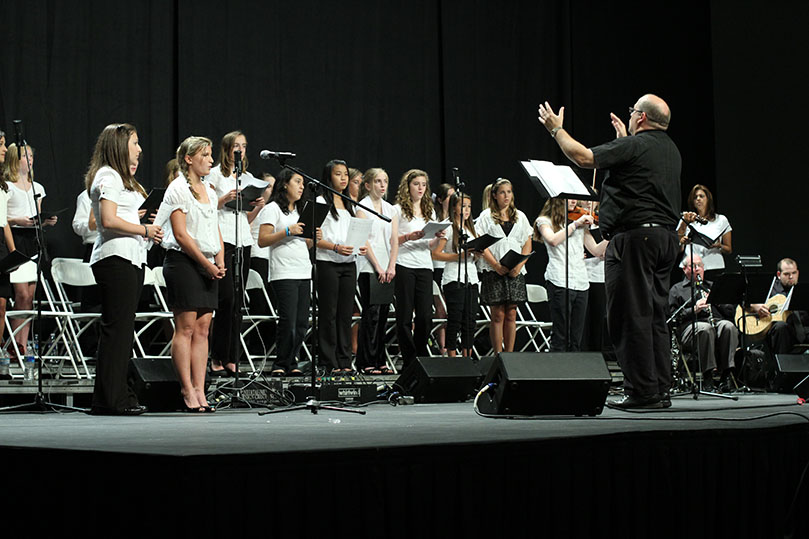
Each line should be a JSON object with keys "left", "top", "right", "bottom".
{"left": 51, "top": 258, "right": 96, "bottom": 287}
{"left": 526, "top": 284, "right": 548, "bottom": 303}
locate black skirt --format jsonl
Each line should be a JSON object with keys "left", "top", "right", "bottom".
{"left": 480, "top": 271, "right": 527, "bottom": 306}
{"left": 163, "top": 249, "right": 218, "bottom": 311}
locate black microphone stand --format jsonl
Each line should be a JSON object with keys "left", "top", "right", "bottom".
{"left": 213, "top": 151, "right": 265, "bottom": 409}
{"left": 259, "top": 156, "right": 389, "bottom": 416}
{"left": 1, "top": 121, "right": 82, "bottom": 413}
{"left": 671, "top": 230, "right": 736, "bottom": 401}
{"left": 452, "top": 168, "right": 473, "bottom": 358}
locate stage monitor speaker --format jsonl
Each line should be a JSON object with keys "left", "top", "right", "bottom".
{"left": 769, "top": 354, "right": 809, "bottom": 393}
{"left": 128, "top": 358, "right": 182, "bottom": 412}
{"left": 478, "top": 352, "right": 610, "bottom": 417}
{"left": 394, "top": 357, "right": 482, "bottom": 403}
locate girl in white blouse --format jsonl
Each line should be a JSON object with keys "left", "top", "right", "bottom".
{"left": 315, "top": 159, "right": 366, "bottom": 374}
{"left": 477, "top": 178, "right": 532, "bottom": 354}
{"left": 0, "top": 131, "right": 16, "bottom": 353}
{"left": 2, "top": 143, "right": 58, "bottom": 351}
{"left": 85, "top": 123, "right": 162, "bottom": 415}
{"left": 678, "top": 184, "right": 732, "bottom": 280}
{"left": 159, "top": 136, "right": 225, "bottom": 412}
{"left": 257, "top": 168, "right": 318, "bottom": 376}
{"left": 534, "top": 198, "right": 606, "bottom": 352}
{"left": 431, "top": 193, "right": 486, "bottom": 357}
{"left": 394, "top": 169, "right": 444, "bottom": 367}
{"left": 206, "top": 131, "right": 266, "bottom": 376}
{"left": 356, "top": 168, "right": 398, "bottom": 374}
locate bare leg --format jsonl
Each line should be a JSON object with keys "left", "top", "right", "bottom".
{"left": 10, "top": 282, "right": 36, "bottom": 347}
{"left": 503, "top": 304, "right": 518, "bottom": 352}
{"left": 191, "top": 310, "right": 213, "bottom": 407}
{"left": 172, "top": 310, "right": 201, "bottom": 409}
{"left": 490, "top": 305, "right": 505, "bottom": 354}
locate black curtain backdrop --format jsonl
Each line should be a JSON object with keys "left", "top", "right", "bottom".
{"left": 1, "top": 0, "right": 801, "bottom": 278}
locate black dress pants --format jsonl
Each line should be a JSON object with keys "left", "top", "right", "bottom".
{"left": 605, "top": 227, "right": 678, "bottom": 398}
{"left": 316, "top": 261, "right": 356, "bottom": 369}
{"left": 356, "top": 272, "right": 390, "bottom": 370}
{"left": 395, "top": 265, "right": 433, "bottom": 368}
{"left": 546, "top": 280, "right": 589, "bottom": 352}
{"left": 210, "top": 243, "right": 251, "bottom": 365}
{"left": 271, "top": 279, "right": 310, "bottom": 372}
{"left": 91, "top": 256, "right": 144, "bottom": 412}
{"left": 443, "top": 281, "right": 478, "bottom": 351}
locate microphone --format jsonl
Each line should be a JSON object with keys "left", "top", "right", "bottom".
{"left": 12, "top": 119, "right": 24, "bottom": 148}
{"left": 233, "top": 150, "right": 243, "bottom": 175}
{"left": 452, "top": 167, "right": 464, "bottom": 190}
{"left": 260, "top": 150, "right": 296, "bottom": 161}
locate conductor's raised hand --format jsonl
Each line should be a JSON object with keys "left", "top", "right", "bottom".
{"left": 538, "top": 101, "right": 564, "bottom": 132}
{"left": 610, "top": 112, "right": 627, "bottom": 138}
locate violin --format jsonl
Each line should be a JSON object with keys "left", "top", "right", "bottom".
{"left": 568, "top": 205, "right": 599, "bottom": 225}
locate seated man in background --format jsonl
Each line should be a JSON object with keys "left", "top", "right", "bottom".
{"left": 668, "top": 254, "right": 738, "bottom": 390}
{"left": 750, "top": 258, "right": 808, "bottom": 355}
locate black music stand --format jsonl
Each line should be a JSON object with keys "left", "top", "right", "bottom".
{"left": 522, "top": 159, "right": 597, "bottom": 351}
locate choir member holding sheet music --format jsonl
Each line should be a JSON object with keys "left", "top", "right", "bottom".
{"left": 315, "top": 160, "right": 367, "bottom": 374}
{"left": 206, "top": 131, "right": 266, "bottom": 377}
{"left": 477, "top": 178, "right": 533, "bottom": 354}
{"left": 256, "top": 169, "right": 317, "bottom": 377}
{"left": 356, "top": 168, "right": 398, "bottom": 375}
{"left": 677, "top": 184, "right": 732, "bottom": 281}
{"left": 4, "top": 143, "right": 58, "bottom": 352}
{"left": 431, "top": 193, "right": 484, "bottom": 358}
{"left": 394, "top": 169, "right": 446, "bottom": 368}
{"left": 85, "top": 123, "right": 162, "bottom": 415}
{"left": 0, "top": 131, "right": 15, "bottom": 352}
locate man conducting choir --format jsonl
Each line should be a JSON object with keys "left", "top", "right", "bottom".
{"left": 538, "top": 94, "right": 681, "bottom": 409}
{"left": 668, "top": 254, "right": 738, "bottom": 390}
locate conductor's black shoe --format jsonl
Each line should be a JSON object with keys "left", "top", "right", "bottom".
{"left": 606, "top": 394, "right": 664, "bottom": 410}
{"left": 89, "top": 405, "right": 148, "bottom": 416}
{"left": 659, "top": 392, "right": 672, "bottom": 408}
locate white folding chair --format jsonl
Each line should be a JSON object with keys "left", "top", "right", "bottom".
{"left": 240, "top": 269, "right": 278, "bottom": 371}
{"left": 516, "top": 284, "right": 553, "bottom": 352}
{"left": 132, "top": 267, "right": 175, "bottom": 359}
{"left": 35, "top": 257, "right": 98, "bottom": 378}
{"left": 428, "top": 280, "right": 448, "bottom": 356}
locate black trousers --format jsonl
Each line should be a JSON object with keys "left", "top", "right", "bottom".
{"left": 91, "top": 256, "right": 144, "bottom": 412}
{"left": 210, "top": 242, "right": 250, "bottom": 366}
{"left": 356, "top": 272, "right": 390, "bottom": 369}
{"left": 605, "top": 227, "right": 678, "bottom": 398}
{"left": 443, "top": 281, "right": 478, "bottom": 351}
{"left": 395, "top": 265, "right": 433, "bottom": 367}
{"left": 316, "top": 261, "right": 356, "bottom": 369}
{"left": 270, "top": 279, "right": 310, "bottom": 372}
{"left": 546, "top": 281, "right": 589, "bottom": 352}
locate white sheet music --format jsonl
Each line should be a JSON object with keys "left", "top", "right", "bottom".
{"left": 521, "top": 160, "right": 591, "bottom": 197}
{"left": 421, "top": 220, "right": 451, "bottom": 237}
{"left": 345, "top": 217, "right": 374, "bottom": 250}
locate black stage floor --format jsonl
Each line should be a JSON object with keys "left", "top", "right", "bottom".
{"left": 3, "top": 394, "right": 809, "bottom": 538}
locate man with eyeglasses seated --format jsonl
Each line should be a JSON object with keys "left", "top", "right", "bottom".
{"left": 668, "top": 254, "right": 738, "bottom": 391}
{"left": 748, "top": 258, "right": 808, "bottom": 355}
{"left": 538, "top": 94, "right": 680, "bottom": 409}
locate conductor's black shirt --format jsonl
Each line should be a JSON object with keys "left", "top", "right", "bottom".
{"left": 591, "top": 129, "right": 681, "bottom": 239}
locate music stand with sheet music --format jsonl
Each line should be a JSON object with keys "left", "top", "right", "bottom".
{"left": 522, "top": 159, "right": 598, "bottom": 351}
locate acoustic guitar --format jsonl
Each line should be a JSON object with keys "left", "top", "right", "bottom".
{"left": 734, "top": 294, "right": 790, "bottom": 341}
